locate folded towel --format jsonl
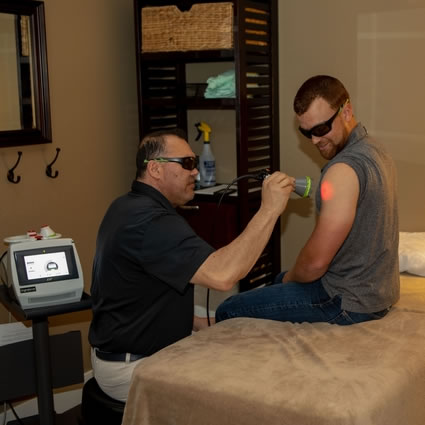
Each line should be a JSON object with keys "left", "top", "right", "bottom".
{"left": 204, "top": 69, "right": 235, "bottom": 98}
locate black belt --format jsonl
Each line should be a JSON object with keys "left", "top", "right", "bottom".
{"left": 95, "top": 348, "right": 145, "bottom": 362}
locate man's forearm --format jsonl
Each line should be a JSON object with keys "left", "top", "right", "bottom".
{"left": 192, "top": 171, "right": 294, "bottom": 290}
{"left": 194, "top": 206, "right": 279, "bottom": 291}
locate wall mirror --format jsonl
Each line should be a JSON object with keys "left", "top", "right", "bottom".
{"left": 0, "top": 0, "right": 51, "bottom": 147}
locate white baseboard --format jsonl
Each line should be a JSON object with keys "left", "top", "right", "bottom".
{"left": 0, "top": 370, "right": 93, "bottom": 423}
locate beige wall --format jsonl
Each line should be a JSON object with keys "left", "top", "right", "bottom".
{"left": 278, "top": 0, "right": 425, "bottom": 269}
{"left": 0, "top": 0, "right": 138, "bottom": 372}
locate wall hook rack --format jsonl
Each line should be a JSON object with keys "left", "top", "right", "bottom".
{"left": 46, "top": 148, "right": 61, "bottom": 178}
{"left": 7, "top": 151, "right": 23, "bottom": 184}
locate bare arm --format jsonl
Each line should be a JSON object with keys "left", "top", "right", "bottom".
{"left": 283, "top": 163, "right": 359, "bottom": 283}
{"left": 191, "top": 172, "right": 295, "bottom": 291}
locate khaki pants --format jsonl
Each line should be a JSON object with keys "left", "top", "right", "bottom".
{"left": 90, "top": 348, "right": 144, "bottom": 402}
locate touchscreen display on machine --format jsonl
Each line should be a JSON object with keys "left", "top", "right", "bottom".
{"left": 14, "top": 245, "right": 79, "bottom": 286}
{"left": 24, "top": 251, "right": 69, "bottom": 280}
{"left": 6, "top": 238, "right": 84, "bottom": 309}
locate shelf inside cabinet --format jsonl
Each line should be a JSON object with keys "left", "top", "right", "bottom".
{"left": 191, "top": 182, "right": 263, "bottom": 202}
{"left": 141, "top": 49, "right": 234, "bottom": 63}
{"left": 186, "top": 97, "right": 235, "bottom": 109}
{"left": 142, "top": 97, "right": 235, "bottom": 110}
{"left": 192, "top": 192, "right": 238, "bottom": 203}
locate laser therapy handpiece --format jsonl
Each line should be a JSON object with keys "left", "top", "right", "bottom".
{"left": 293, "top": 176, "right": 312, "bottom": 198}
{"left": 255, "top": 170, "right": 312, "bottom": 198}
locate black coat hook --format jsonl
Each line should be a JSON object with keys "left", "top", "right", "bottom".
{"left": 7, "top": 151, "right": 23, "bottom": 184}
{"left": 46, "top": 148, "right": 61, "bottom": 178}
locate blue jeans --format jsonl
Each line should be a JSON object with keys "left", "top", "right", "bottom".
{"left": 215, "top": 272, "right": 390, "bottom": 326}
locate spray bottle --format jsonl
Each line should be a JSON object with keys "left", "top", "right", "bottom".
{"left": 195, "top": 121, "right": 216, "bottom": 187}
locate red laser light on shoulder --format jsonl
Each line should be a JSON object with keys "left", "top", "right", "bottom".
{"left": 321, "top": 180, "right": 334, "bottom": 201}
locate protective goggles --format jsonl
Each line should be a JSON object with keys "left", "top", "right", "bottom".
{"left": 144, "top": 156, "right": 198, "bottom": 171}
{"left": 299, "top": 99, "right": 349, "bottom": 139}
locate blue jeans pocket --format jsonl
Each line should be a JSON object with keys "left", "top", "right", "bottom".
{"left": 328, "top": 309, "right": 356, "bottom": 326}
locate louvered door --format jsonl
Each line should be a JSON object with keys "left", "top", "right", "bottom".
{"left": 234, "top": 0, "right": 280, "bottom": 290}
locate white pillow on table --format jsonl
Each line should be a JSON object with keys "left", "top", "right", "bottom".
{"left": 399, "top": 232, "right": 425, "bottom": 276}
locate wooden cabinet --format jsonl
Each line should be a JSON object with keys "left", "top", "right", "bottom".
{"left": 134, "top": 0, "right": 280, "bottom": 290}
{"left": 179, "top": 196, "right": 239, "bottom": 248}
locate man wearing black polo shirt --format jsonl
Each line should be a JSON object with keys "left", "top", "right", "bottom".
{"left": 89, "top": 128, "right": 295, "bottom": 401}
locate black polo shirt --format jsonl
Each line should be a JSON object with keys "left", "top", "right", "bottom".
{"left": 89, "top": 181, "right": 215, "bottom": 355}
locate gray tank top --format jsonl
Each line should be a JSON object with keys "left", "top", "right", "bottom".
{"left": 316, "top": 124, "right": 400, "bottom": 313}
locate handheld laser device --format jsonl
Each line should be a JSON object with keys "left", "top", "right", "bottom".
{"left": 254, "top": 170, "right": 313, "bottom": 198}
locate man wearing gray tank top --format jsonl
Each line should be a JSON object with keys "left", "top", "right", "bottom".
{"left": 216, "top": 75, "right": 399, "bottom": 325}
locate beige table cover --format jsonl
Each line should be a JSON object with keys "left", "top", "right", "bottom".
{"left": 123, "top": 274, "right": 425, "bottom": 425}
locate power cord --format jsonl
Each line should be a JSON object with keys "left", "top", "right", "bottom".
{"left": 2, "top": 249, "right": 15, "bottom": 425}
{"left": 0, "top": 251, "right": 8, "bottom": 286}
{"left": 1, "top": 250, "right": 23, "bottom": 425}
{"left": 205, "top": 170, "right": 269, "bottom": 326}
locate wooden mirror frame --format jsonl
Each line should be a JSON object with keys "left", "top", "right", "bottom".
{"left": 0, "top": 0, "right": 51, "bottom": 148}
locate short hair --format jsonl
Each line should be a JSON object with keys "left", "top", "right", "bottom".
{"left": 293, "top": 75, "right": 350, "bottom": 115}
{"left": 136, "top": 128, "right": 188, "bottom": 178}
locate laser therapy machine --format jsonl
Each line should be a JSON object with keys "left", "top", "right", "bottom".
{"left": 3, "top": 238, "right": 84, "bottom": 309}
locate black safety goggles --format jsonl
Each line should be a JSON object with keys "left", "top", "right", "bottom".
{"left": 299, "top": 100, "right": 348, "bottom": 139}
{"left": 144, "top": 156, "right": 198, "bottom": 171}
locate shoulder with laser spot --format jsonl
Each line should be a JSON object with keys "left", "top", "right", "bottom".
{"left": 321, "top": 163, "right": 359, "bottom": 202}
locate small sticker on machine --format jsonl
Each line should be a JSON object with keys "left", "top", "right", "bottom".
{"left": 20, "top": 287, "right": 36, "bottom": 293}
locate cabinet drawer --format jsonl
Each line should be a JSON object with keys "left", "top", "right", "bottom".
{"left": 179, "top": 200, "right": 238, "bottom": 248}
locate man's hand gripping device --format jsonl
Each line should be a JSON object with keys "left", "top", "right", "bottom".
{"left": 254, "top": 170, "right": 312, "bottom": 198}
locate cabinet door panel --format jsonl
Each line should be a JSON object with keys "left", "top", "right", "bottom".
{"left": 179, "top": 200, "right": 238, "bottom": 249}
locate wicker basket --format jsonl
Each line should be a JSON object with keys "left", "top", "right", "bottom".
{"left": 142, "top": 3, "right": 234, "bottom": 53}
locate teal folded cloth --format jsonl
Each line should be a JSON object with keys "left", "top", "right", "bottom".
{"left": 204, "top": 70, "right": 235, "bottom": 98}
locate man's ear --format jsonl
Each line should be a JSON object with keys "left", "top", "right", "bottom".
{"left": 342, "top": 101, "right": 353, "bottom": 122}
{"left": 146, "top": 160, "right": 162, "bottom": 180}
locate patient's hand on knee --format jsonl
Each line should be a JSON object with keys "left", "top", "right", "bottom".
{"left": 193, "top": 315, "right": 215, "bottom": 331}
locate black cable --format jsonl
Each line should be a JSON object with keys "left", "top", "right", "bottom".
{"left": 205, "top": 170, "right": 269, "bottom": 326}
{"left": 7, "top": 401, "right": 25, "bottom": 425}
{"left": 0, "top": 250, "right": 8, "bottom": 286}
{"left": 206, "top": 286, "right": 211, "bottom": 326}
